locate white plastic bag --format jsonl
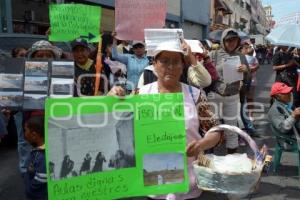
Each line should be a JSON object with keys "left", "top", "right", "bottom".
{"left": 207, "top": 153, "right": 253, "bottom": 174}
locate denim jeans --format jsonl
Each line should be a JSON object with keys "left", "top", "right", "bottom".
{"left": 240, "top": 97, "right": 256, "bottom": 133}
{"left": 14, "top": 112, "right": 31, "bottom": 174}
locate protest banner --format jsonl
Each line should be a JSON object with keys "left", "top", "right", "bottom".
{"left": 115, "top": 0, "right": 167, "bottom": 41}
{"left": 49, "top": 4, "right": 101, "bottom": 42}
{"left": 45, "top": 94, "right": 188, "bottom": 199}
{"left": 0, "top": 58, "right": 75, "bottom": 109}
{"left": 144, "top": 29, "right": 184, "bottom": 56}
{"left": 185, "top": 40, "right": 204, "bottom": 54}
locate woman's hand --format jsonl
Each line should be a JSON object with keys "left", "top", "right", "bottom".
{"left": 237, "top": 64, "right": 248, "bottom": 73}
{"left": 107, "top": 86, "right": 125, "bottom": 97}
{"left": 181, "top": 40, "right": 197, "bottom": 65}
{"left": 186, "top": 140, "right": 202, "bottom": 157}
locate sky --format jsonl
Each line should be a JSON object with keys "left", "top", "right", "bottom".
{"left": 143, "top": 153, "right": 184, "bottom": 172}
{"left": 262, "top": 0, "right": 300, "bottom": 21}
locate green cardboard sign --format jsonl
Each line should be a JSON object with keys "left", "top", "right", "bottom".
{"left": 49, "top": 4, "right": 101, "bottom": 42}
{"left": 45, "top": 94, "right": 189, "bottom": 200}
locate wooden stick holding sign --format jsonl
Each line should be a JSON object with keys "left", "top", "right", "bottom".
{"left": 94, "top": 36, "right": 103, "bottom": 96}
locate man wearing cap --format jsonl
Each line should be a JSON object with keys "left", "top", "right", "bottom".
{"left": 209, "top": 28, "right": 251, "bottom": 153}
{"left": 72, "top": 38, "right": 106, "bottom": 96}
{"left": 268, "top": 82, "right": 300, "bottom": 136}
{"left": 111, "top": 32, "right": 149, "bottom": 93}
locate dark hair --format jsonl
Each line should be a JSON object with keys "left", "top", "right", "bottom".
{"left": 11, "top": 47, "right": 26, "bottom": 58}
{"left": 154, "top": 52, "right": 185, "bottom": 63}
{"left": 31, "top": 50, "right": 55, "bottom": 59}
{"left": 26, "top": 116, "right": 44, "bottom": 138}
{"left": 132, "top": 43, "right": 145, "bottom": 49}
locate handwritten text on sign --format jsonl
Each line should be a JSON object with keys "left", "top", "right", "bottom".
{"left": 115, "top": 0, "right": 167, "bottom": 41}
{"left": 49, "top": 4, "right": 101, "bottom": 42}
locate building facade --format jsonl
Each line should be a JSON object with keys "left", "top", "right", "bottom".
{"left": 0, "top": 0, "right": 211, "bottom": 40}
{"left": 181, "top": 0, "right": 211, "bottom": 39}
{"left": 210, "top": 0, "right": 268, "bottom": 35}
{"left": 264, "top": 5, "right": 274, "bottom": 30}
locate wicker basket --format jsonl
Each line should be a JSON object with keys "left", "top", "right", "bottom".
{"left": 193, "top": 125, "right": 266, "bottom": 195}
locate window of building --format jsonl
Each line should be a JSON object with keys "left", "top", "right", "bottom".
{"left": 0, "top": 0, "right": 8, "bottom": 32}
{"left": 11, "top": 0, "right": 50, "bottom": 34}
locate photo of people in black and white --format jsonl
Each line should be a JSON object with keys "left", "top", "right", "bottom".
{"left": 48, "top": 112, "right": 135, "bottom": 180}
{"left": 51, "top": 61, "right": 74, "bottom": 78}
{"left": 50, "top": 78, "right": 74, "bottom": 98}
{"left": 25, "top": 61, "right": 48, "bottom": 76}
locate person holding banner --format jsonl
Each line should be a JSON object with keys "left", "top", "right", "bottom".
{"left": 72, "top": 38, "right": 108, "bottom": 96}
{"left": 112, "top": 32, "right": 149, "bottom": 93}
{"left": 136, "top": 41, "right": 222, "bottom": 200}
{"left": 137, "top": 40, "right": 212, "bottom": 89}
{"left": 209, "top": 29, "right": 250, "bottom": 153}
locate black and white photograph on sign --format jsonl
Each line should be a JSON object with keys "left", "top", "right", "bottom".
{"left": 143, "top": 153, "right": 184, "bottom": 186}
{"left": 51, "top": 61, "right": 74, "bottom": 77}
{"left": 0, "top": 74, "right": 23, "bottom": 89}
{"left": 0, "top": 91, "right": 23, "bottom": 107}
{"left": 47, "top": 112, "right": 135, "bottom": 180}
{"left": 23, "top": 93, "right": 47, "bottom": 110}
{"left": 24, "top": 76, "right": 48, "bottom": 92}
{"left": 25, "top": 61, "right": 48, "bottom": 76}
{"left": 50, "top": 78, "right": 74, "bottom": 97}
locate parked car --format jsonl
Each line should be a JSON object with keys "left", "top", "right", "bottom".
{"left": 0, "top": 33, "right": 72, "bottom": 58}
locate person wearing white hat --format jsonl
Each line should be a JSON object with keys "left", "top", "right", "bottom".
{"left": 137, "top": 41, "right": 222, "bottom": 200}
{"left": 137, "top": 40, "right": 212, "bottom": 89}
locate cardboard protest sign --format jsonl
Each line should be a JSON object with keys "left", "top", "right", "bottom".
{"left": 49, "top": 4, "right": 101, "bottom": 42}
{"left": 144, "top": 29, "right": 184, "bottom": 56}
{"left": 0, "top": 58, "right": 25, "bottom": 108}
{"left": 45, "top": 94, "right": 188, "bottom": 199}
{"left": 222, "top": 56, "right": 243, "bottom": 83}
{"left": 115, "top": 0, "right": 167, "bottom": 40}
{"left": 185, "top": 40, "right": 204, "bottom": 54}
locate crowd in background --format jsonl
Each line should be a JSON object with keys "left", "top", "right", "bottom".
{"left": 1, "top": 26, "right": 300, "bottom": 200}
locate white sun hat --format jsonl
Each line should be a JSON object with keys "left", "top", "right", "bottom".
{"left": 153, "top": 40, "right": 184, "bottom": 59}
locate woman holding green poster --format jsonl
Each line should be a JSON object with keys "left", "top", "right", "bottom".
{"left": 134, "top": 41, "right": 222, "bottom": 200}
{"left": 81, "top": 40, "right": 223, "bottom": 199}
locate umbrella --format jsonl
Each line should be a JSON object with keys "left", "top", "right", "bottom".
{"left": 265, "top": 24, "right": 300, "bottom": 48}
{"left": 208, "top": 29, "right": 250, "bottom": 42}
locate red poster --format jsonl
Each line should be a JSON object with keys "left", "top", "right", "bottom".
{"left": 115, "top": 0, "right": 167, "bottom": 41}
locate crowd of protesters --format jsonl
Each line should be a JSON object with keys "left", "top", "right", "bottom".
{"left": 1, "top": 25, "right": 300, "bottom": 200}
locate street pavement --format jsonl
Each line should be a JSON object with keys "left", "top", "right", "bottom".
{"left": 0, "top": 63, "right": 299, "bottom": 200}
